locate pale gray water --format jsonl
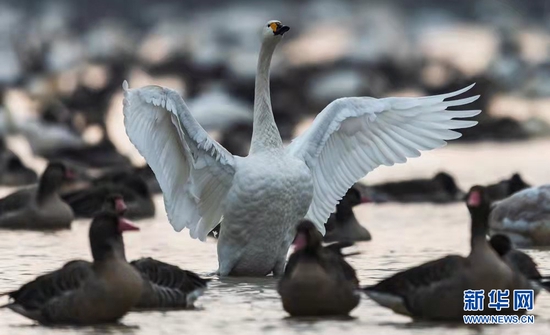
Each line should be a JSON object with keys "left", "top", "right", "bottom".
{"left": 1, "top": 139, "right": 550, "bottom": 334}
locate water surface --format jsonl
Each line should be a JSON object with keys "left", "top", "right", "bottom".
{"left": 1, "top": 140, "right": 550, "bottom": 334}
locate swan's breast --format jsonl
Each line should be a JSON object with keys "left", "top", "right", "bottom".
{"left": 217, "top": 154, "right": 313, "bottom": 276}
{"left": 227, "top": 153, "right": 313, "bottom": 222}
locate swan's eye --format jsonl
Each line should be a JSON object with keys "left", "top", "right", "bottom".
{"left": 269, "top": 22, "right": 278, "bottom": 33}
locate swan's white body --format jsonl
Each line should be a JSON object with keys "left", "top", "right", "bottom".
{"left": 122, "top": 21, "right": 481, "bottom": 276}
{"left": 218, "top": 151, "right": 312, "bottom": 276}
{"left": 490, "top": 185, "right": 550, "bottom": 246}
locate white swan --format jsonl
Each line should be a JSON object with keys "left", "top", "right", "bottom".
{"left": 122, "top": 20, "right": 481, "bottom": 277}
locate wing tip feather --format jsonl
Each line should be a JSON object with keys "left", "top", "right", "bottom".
{"left": 466, "top": 109, "right": 482, "bottom": 117}
{"left": 453, "top": 82, "right": 476, "bottom": 97}
{"left": 438, "top": 82, "right": 477, "bottom": 101}
{"left": 466, "top": 121, "right": 478, "bottom": 128}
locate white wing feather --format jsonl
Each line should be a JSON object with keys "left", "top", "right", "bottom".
{"left": 287, "top": 84, "right": 481, "bottom": 233}
{"left": 122, "top": 81, "right": 236, "bottom": 241}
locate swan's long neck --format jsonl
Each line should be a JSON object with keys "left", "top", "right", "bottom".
{"left": 249, "top": 39, "right": 283, "bottom": 154}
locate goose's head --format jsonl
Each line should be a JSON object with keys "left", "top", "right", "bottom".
{"left": 466, "top": 185, "right": 492, "bottom": 220}
{"left": 490, "top": 234, "right": 512, "bottom": 256}
{"left": 40, "top": 162, "right": 75, "bottom": 193}
{"left": 89, "top": 210, "right": 139, "bottom": 261}
{"left": 292, "top": 220, "right": 322, "bottom": 252}
{"left": 262, "top": 20, "right": 290, "bottom": 41}
{"left": 102, "top": 193, "right": 128, "bottom": 215}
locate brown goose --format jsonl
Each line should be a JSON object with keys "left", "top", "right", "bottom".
{"left": 490, "top": 234, "right": 550, "bottom": 292}
{"left": 324, "top": 186, "right": 371, "bottom": 243}
{"left": 104, "top": 193, "right": 210, "bottom": 309}
{"left": 1, "top": 211, "right": 143, "bottom": 324}
{"left": 358, "top": 172, "right": 464, "bottom": 204}
{"left": 363, "top": 186, "right": 534, "bottom": 321}
{"left": 0, "top": 162, "right": 74, "bottom": 229}
{"left": 62, "top": 175, "right": 155, "bottom": 220}
{"left": 277, "top": 220, "right": 360, "bottom": 317}
{"left": 485, "top": 173, "right": 530, "bottom": 203}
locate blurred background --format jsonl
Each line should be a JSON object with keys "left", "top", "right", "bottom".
{"left": 2, "top": 1, "right": 550, "bottom": 334}
{"left": 1, "top": 0, "right": 550, "bottom": 177}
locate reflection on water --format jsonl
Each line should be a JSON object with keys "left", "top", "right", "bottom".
{"left": 4, "top": 322, "right": 140, "bottom": 335}
{"left": 1, "top": 140, "right": 550, "bottom": 334}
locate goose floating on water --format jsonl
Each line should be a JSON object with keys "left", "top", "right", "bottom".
{"left": 324, "top": 186, "right": 371, "bottom": 242}
{"left": 1, "top": 210, "right": 143, "bottom": 324}
{"left": 103, "top": 194, "right": 210, "bottom": 310}
{"left": 484, "top": 173, "right": 530, "bottom": 203}
{"left": 0, "top": 162, "right": 74, "bottom": 230}
{"left": 357, "top": 171, "right": 464, "bottom": 203}
{"left": 62, "top": 174, "right": 155, "bottom": 220}
{"left": 1, "top": 195, "right": 209, "bottom": 324}
{"left": 363, "top": 186, "right": 534, "bottom": 321}
{"left": 278, "top": 220, "right": 360, "bottom": 316}
{"left": 122, "top": 20, "right": 481, "bottom": 277}
{"left": 490, "top": 234, "right": 550, "bottom": 292}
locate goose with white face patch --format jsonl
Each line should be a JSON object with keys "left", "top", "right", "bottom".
{"left": 122, "top": 20, "right": 481, "bottom": 277}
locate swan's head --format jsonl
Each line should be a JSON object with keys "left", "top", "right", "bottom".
{"left": 262, "top": 20, "right": 290, "bottom": 41}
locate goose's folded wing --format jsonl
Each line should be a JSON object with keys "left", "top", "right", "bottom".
{"left": 322, "top": 246, "right": 360, "bottom": 285}
{"left": 364, "top": 255, "right": 468, "bottom": 297}
{"left": 0, "top": 188, "right": 34, "bottom": 214}
{"left": 131, "top": 257, "right": 210, "bottom": 291}
{"left": 3, "top": 260, "right": 93, "bottom": 310}
{"left": 287, "top": 84, "right": 480, "bottom": 233}
{"left": 131, "top": 257, "right": 209, "bottom": 309}
{"left": 123, "top": 82, "right": 236, "bottom": 240}
{"left": 506, "top": 251, "right": 542, "bottom": 280}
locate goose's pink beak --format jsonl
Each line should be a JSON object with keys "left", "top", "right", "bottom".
{"left": 118, "top": 218, "right": 139, "bottom": 233}
{"left": 361, "top": 196, "right": 371, "bottom": 204}
{"left": 467, "top": 190, "right": 481, "bottom": 207}
{"left": 292, "top": 232, "right": 307, "bottom": 251}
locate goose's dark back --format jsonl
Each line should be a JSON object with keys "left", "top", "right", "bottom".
{"left": 0, "top": 189, "right": 35, "bottom": 215}
{"left": 6, "top": 260, "right": 93, "bottom": 310}
{"left": 131, "top": 258, "right": 209, "bottom": 292}
{"left": 130, "top": 258, "right": 209, "bottom": 309}
{"left": 365, "top": 255, "right": 468, "bottom": 298}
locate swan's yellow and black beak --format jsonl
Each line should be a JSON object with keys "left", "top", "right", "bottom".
{"left": 270, "top": 22, "right": 290, "bottom": 36}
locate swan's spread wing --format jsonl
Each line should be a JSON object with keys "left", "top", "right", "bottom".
{"left": 287, "top": 84, "right": 480, "bottom": 233}
{"left": 123, "top": 81, "right": 235, "bottom": 241}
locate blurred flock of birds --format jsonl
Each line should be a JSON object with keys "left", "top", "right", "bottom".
{"left": 1, "top": 0, "right": 550, "bottom": 326}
